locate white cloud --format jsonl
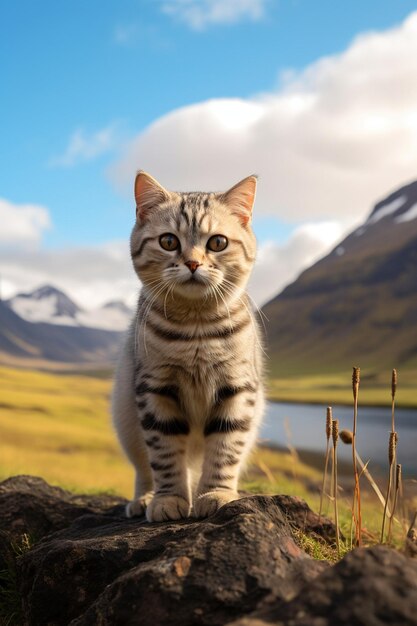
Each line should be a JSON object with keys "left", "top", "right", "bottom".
{"left": 49, "top": 123, "right": 120, "bottom": 168}
{"left": 0, "top": 241, "right": 139, "bottom": 309}
{"left": 161, "top": 0, "right": 267, "bottom": 30}
{"left": 0, "top": 198, "right": 51, "bottom": 247}
{"left": 1, "top": 223, "right": 343, "bottom": 310}
{"left": 111, "top": 11, "right": 417, "bottom": 223}
{"left": 248, "top": 221, "right": 346, "bottom": 306}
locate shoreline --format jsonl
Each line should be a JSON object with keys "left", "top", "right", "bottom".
{"left": 267, "top": 394, "right": 417, "bottom": 410}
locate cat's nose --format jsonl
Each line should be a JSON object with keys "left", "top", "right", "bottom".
{"left": 185, "top": 260, "right": 201, "bottom": 274}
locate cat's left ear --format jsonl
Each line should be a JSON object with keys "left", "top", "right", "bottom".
{"left": 219, "top": 175, "right": 257, "bottom": 227}
{"left": 134, "top": 171, "right": 171, "bottom": 221}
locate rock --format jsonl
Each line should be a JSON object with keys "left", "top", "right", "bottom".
{"left": 232, "top": 546, "right": 417, "bottom": 626}
{"left": 0, "top": 475, "right": 124, "bottom": 575}
{"left": 1, "top": 476, "right": 416, "bottom": 626}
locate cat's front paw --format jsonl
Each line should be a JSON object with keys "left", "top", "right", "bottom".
{"left": 194, "top": 490, "right": 240, "bottom": 518}
{"left": 126, "top": 491, "right": 155, "bottom": 518}
{"left": 146, "top": 494, "right": 191, "bottom": 522}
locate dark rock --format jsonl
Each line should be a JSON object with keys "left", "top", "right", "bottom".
{"left": 232, "top": 546, "right": 417, "bottom": 626}
{"left": 1, "top": 476, "right": 416, "bottom": 626}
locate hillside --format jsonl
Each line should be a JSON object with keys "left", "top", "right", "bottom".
{"left": 263, "top": 179, "right": 417, "bottom": 376}
{"left": 0, "top": 300, "right": 123, "bottom": 366}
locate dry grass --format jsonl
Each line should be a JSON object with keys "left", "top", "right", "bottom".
{"left": 0, "top": 366, "right": 132, "bottom": 496}
{"left": 0, "top": 365, "right": 415, "bottom": 562}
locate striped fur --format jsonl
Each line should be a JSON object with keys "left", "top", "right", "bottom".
{"left": 112, "top": 172, "right": 264, "bottom": 522}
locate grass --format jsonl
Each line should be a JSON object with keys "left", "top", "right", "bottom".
{"left": 0, "top": 366, "right": 133, "bottom": 496}
{"left": 0, "top": 365, "right": 414, "bottom": 565}
{"left": 0, "top": 533, "right": 34, "bottom": 626}
{"left": 268, "top": 370, "right": 417, "bottom": 408}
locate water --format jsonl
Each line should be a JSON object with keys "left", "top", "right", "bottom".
{"left": 260, "top": 402, "right": 417, "bottom": 477}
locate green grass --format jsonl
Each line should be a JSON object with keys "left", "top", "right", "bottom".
{"left": 268, "top": 370, "right": 417, "bottom": 408}
{"left": 0, "top": 366, "right": 133, "bottom": 496}
{"left": 0, "top": 365, "right": 413, "bottom": 564}
{"left": 0, "top": 533, "right": 34, "bottom": 626}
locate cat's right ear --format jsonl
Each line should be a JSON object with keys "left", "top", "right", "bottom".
{"left": 134, "top": 171, "right": 170, "bottom": 221}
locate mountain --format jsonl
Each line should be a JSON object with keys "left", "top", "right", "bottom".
{"left": 0, "top": 299, "right": 123, "bottom": 366}
{"left": 7, "top": 285, "right": 82, "bottom": 326}
{"left": 262, "top": 179, "right": 417, "bottom": 376}
{"left": 6, "top": 286, "right": 133, "bottom": 331}
{"left": 78, "top": 301, "right": 134, "bottom": 332}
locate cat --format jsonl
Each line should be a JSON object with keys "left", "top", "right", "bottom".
{"left": 112, "top": 171, "right": 264, "bottom": 522}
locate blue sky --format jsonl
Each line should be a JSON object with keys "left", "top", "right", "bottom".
{"left": 2, "top": 0, "right": 417, "bottom": 305}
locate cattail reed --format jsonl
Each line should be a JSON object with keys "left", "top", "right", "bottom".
{"left": 390, "top": 369, "right": 398, "bottom": 512}
{"left": 391, "top": 369, "right": 397, "bottom": 430}
{"left": 387, "top": 464, "right": 401, "bottom": 543}
{"left": 319, "top": 407, "right": 333, "bottom": 517}
{"left": 332, "top": 419, "right": 340, "bottom": 557}
{"left": 381, "top": 430, "right": 398, "bottom": 542}
{"left": 351, "top": 367, "right": 362, "bottom": 546}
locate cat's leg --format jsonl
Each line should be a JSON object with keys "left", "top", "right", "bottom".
{"left": 135, "top": 378, "right": 191, "bottom": 522}
{"left": 112, "top": 341, "right": 154, "bottom": 518}
{"left": 194, "top": 383, "right": 263, "bottom": 518}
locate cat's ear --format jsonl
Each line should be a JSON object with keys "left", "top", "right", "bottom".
{"left": 219, "top": 175, "right": 257, "bottom": 226}
{"left": 134, "top": 171, "right": 170, "bottom": 220}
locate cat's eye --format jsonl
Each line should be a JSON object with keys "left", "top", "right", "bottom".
{"left": 207, "top": 235, "right": 228, "bottom": 252}
{"left": 159, "top": 233, "right": 180, "bottom": 251}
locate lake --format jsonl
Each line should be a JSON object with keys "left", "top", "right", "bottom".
{"left": 260, "top": 402, "right": 417, "bottom": 477}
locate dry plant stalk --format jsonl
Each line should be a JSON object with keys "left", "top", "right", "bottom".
{"left": 332, "top": 419, "right": 340, "bottom": 557}
{"left": 319, "top": 407, "right": 333, "bottom": 517}
{"left": 381, "top": 431, "right": 398, "bottom": 542}
{"left": 340, "top": 429, "right": 391, "bottom": 515}
{"left": 387, "top": 464, "right": 401, "bottom": 543}
{"left": 351, "top": 366, "right": 362, "bottom": 546}
{"left": 390, "top": 369, "right": 398, "bottom": 511}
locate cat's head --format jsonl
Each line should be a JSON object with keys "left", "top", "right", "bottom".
{"left": 130, "top": 171, "right": 257, "bottom": 303}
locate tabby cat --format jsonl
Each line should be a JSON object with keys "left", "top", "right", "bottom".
{"left": 112, "top": 171, "right": 264, "bottom": 522}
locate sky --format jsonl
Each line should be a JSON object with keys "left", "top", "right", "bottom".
{"left": 2, "top": 0, "right": 417, "bottom": 308}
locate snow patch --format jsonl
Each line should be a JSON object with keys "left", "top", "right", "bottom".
{"left": 367, "top": 195, "right": 407, "bottom": 224}
{"left": 9, "top": 295, "right": 78, "bottom": 326}
{"left": 395, "top": 202, "right": 417, "bottom": 223}
{"left": 78, "top": 307, "right": 132, "bottom": 331}
{"left": 8, "top": 288, "right": 133, "bottom": 330}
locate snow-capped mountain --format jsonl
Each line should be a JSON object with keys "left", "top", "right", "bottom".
{"left": 6, "top": 285, "right": 133, "bottom": 331}
{"left": 78, "top": 301, "right": 134, "bottom": 331}
{"left": 8, "top": 285, "right": 82, "bottom": 326}
{"left": 263, "top": 178, "right": 417, "bottom": 375}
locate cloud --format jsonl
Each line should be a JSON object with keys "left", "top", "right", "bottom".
{"left": 161, "top": 0, "right": 267, "bottom": 30}
{"left": 0, "top": 241, "right": 140, "bottom": 309}
{"left": 248, "top": 221, "right": 346, "bottom": 306}
{"left": 111, "top": 11, "right": 417, "bottom": 223}
{"left": 0, "top": 198, "right": 51, "bottom": 247}
{"left": 49, "top": 123, "right": 121, "bottom": 168}
{"left": 0, "top": 213, "right": 346, "bottom": 309}
{"left": 1, "top": 222, "right": 343, "bottom": 309}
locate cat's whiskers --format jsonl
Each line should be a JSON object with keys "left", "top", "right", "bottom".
{"left": 222, "top": 273, "right": 268, "bottom": 335}
{"left": 140, "top": 282, "right": 170, "bottom": 355}
{"left": 219, "top": 280, "right": 268, "bottom": 358}
{"left": 224, "top": 270, "right": 269, "bottom": 328}
{"left": 163, "top": 279, "right": 178, "bottom": 319}
{"left": 212, "top": 283, "right": 233, "bottom": 331}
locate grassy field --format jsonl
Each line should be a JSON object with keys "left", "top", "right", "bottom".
{"left": 0, "top": 365, "right": 414, "bottom": 556}
{"left": 268, "top": 369, "right": 417, "bottom": 407}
